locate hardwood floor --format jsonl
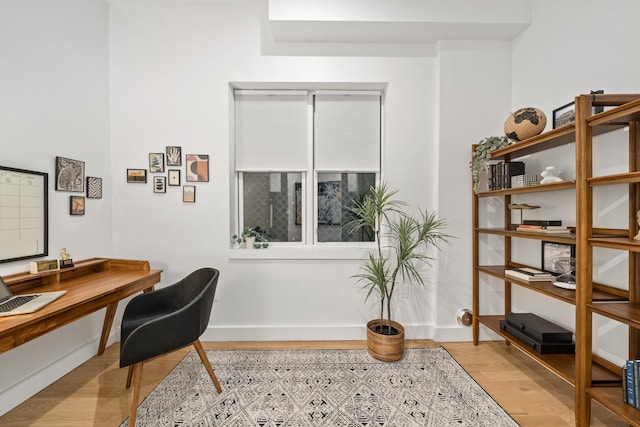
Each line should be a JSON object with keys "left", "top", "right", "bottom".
{"left": 0, "top": 340, "right": 628, "bottom": 426}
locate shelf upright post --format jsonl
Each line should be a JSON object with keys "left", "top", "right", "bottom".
{"left": 574, "top": 94, "right": 595, "bottom": 427}
{"left": 471, "top": 145, "right": 480, "bottom": 345}
{"left": 629, "top": 121, "right": 640, "bottom": 359}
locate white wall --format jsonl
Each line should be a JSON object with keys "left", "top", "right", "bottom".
{"left": 508, "top": 0, "right": 640, "bottom": 365}
{"left": 0, "top": 0, "right": 111, "bottom": 415}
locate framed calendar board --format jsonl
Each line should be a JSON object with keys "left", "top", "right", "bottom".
{"left": 0, "top": 166, "right": 49, "bottom": 263}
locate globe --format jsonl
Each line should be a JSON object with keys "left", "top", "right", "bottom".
{"left": 504, "top": 107, "right": 547, "bottom": 141}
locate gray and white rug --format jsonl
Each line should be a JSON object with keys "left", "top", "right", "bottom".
{"left": 120, "top": 347, "right": 518, "bottom": 426}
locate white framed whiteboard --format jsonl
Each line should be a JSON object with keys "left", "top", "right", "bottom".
{"left": 0, "top": 165, "right": 48, "bottom": 263}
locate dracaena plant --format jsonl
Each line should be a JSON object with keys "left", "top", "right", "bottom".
{"left": 346, "top": 183, "right": 449, "bottom": 335}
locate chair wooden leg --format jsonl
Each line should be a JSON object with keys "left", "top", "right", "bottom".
{"left": 193, "top": 340, "right": 222, "bottom": 393}
{"left": 126, "top": 365, "right": 134, "bottom": 389}
{"left": 128, "top": 363, "right": 143, "bottom": 427}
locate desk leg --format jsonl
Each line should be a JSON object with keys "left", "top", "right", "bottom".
{"left": 98, "top": 286, "right": 155, "bottom": 356}
{"left": 98, "top": 302, "right": 118, "bottom": 355}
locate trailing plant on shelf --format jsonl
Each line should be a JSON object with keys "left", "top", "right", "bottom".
{"left": 346, "top": 183, "right": 449, "bottom": 361}
{"left": 470, "top": 136, "right": 514, "bottom": 194}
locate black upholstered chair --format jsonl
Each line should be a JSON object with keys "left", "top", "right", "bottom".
{"left": 120, "top": 267, "right": 222, "bottom": 426}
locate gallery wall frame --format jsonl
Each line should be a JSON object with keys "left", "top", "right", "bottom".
{"left": 185, "top": 154, "right": 209, "bottom": 182}
{"left": 166, "top": 146, "right": 182, "bottom": 166}
{"left": 183, "top": 185, "right": 196, "bottom": 202}
{"left": 0, "top": 165, "right": 49, "bottom": 263}
{"left": 149, "top": 153, "right": 165, "bottom": 173}
{"left": 55, "top": 156, "right": 85, "bottom": 192}
{"left": 153, "top": 176, "right": 167, "bottom": 193}
{"left": 86, "top": 176, "right": 102, "bottom": 198}
{"left": 168, "top": 169, "right": 181, "bottom": 186}
{"left": 70, "top": 196, "right": 85, "bottom": 215}
{"left": 127, "top": 169, "right": 147, "bottom": 183}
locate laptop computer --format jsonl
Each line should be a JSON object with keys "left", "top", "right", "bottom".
{"left": 0, "top": 276, "right": 66, "bottom": 317}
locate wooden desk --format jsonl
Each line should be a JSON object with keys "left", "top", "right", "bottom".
{"left": 0, "top": 258, "right": 162, "bottom": 355}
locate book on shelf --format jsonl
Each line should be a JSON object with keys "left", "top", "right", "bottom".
{"left": 623, "top": 359, "right": 640, "bottom": 409}
{"left": 505, "top": 268, "right": 554, "bottom": 281}
{"left": 516, "top": 226, "right": 569, "bottom": 233}
{"left": 522, "top": 219, "right": 563, "bottom": 226}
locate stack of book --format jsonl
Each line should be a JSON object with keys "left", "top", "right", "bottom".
{"left": 515, "top": 219, "right": 570, "bottom": 234}
{"left": 624, "top": 360, "right": 640, "bottom": 409}
{"left": 489, "top": 161, "right": 525, "bottom": 190}
{"left": 505, "top": 267, "right": 554, "bottom": 282}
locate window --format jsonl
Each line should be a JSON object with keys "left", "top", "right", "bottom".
{"left": 233, "top": 88, "right": 381, "bottom": 246}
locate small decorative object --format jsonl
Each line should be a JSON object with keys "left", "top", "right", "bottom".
{"left": 168, "top": 170, "right": 181, "bottom": 186}
{"left": 70, "top": 196, "right": 85, "bottom": 215}
{"left": 86, "top": 176, "right": 102, "bottom": 199}
{"left": 153, "top": 176, "right": 166, "bottom": 193}
{"left": 634, "top": 210, "right": 640, "bottom": 241}
{"left": 166, "top": 146, "right": 182, "bottom": 166}
{"left": 540, "top": 166, "right": 563, "bottom": 184}
{"left": 508, "top": 203, "right": 540, "bottom": 224}
{"left": 552, "top": 257, "right": 577, "bottom": 290}
{"left": 59, "top": 247, "right": 74, "bottom": 268}
{"left": 186, "top": 154, "right": 209, "bottom": 182}
{"left": 504, "top": 107, "right": 547, "bottom": 141}
{"left": 241, "top": 226, "right": 269, "bottom": 249}
{"left": 231, "top": 234, "right": 242, "bottom": 249}
{"left": 542, "top": 241, "right": 575, "bottom": 275}
{"left": 149, "top": 153, "right": 165, "bottom": 173}
{"left": 30, "top": 259, "right": 59, "bottom": 274}
{"left": 127, "top": 169, "right": 147, "bottom": 183}
{"left": 183, "top": 185, "right": 196, "bottom": 202}
{"left": 470, "top": 136, "right": 514, "bottom": 194}
{"left": 55, "top": 156, "right": 85, "bottom": 192}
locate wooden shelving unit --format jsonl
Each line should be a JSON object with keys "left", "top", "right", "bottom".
{"left": 471, "top": 93, "right": 640, "bottom": 426}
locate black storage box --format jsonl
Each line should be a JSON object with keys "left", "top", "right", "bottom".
{"left": 505, "top": 312, "right": 573, "bottom": 343}
{"left": 500, "top": 320, "right": 575, "bottom": 354}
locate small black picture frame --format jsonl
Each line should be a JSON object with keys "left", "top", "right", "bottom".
{"left": 168, "top": 169, "right": 181, "bottom": 186}
{"left": 149, "top": 153, "right": 165, "bottom": 173}
{"left": 86, "top": 176, "right": 102, "bottom": 199}
{"left": 166, "top": 146, "right": 182, "bottom": 166}
{"left": 552, "top": 90, "right": 604, "bottom": 129}
{"left": 153, "top": 176, "right": 166, "bottom": 193}
{"left": 541, "top": 241, "right": 575, "bottom": 275}
{"left": 70, "top": 195, "right": 85, "bottom": 215}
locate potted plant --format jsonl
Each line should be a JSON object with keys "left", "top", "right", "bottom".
{"left": 470, "top": 136, "right": 514, "bottom": 194}
{"left": 240, "top": 226, "right": 269, "bottom": 249}
{"left": 346, "top": 183, "right": 449, "bottom": 362}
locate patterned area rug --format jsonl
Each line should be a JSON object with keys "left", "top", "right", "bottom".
{"left": 120, "top": 347, "right": 518, "bottom": 426}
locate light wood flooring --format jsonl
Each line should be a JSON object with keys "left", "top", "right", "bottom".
{"left": 0, "top": 340, "right": 628, "bottom": 426}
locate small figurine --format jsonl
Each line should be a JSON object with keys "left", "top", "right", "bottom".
{"left": 59, "top": 248, "right": 74, "bottom": 268}
{"left": 635, "top": 211, "right": 640, "bottom": 241}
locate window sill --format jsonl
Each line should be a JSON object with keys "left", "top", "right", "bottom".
{"left": 228, "top": 246, "right": 374, "bottom": 260}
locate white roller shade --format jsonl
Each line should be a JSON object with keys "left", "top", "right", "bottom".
{"left": 235, "top": 90, "right": 308, "bottom": 171}
{"left": 314, "top": 91, "right": 381, "bottom": 171}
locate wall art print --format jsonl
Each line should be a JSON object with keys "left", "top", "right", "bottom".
{"left": 70, "top": 196, "right": 85, "bottom": 215}
{"left": 168, "top": 169, "right": 181, "bottom": 186}
{"left": 86, "top": 176, "right": 102, "bottom": 199}
{"left": 186, "top": 154, "right": 209, "bottom": 182}
{"left": 318, "top": 181, "right": 341, "bottom": 225}
{"left": 127, "top": 169, "right": 147, "bottom": 183}
{"left": 166, "top": 146, "right": 182, "bottom": 166}
{"left": 153, "top": 176, "right": 166, "bottom": 193}
{"left": 55, "top": 157, "right": 85, "bottom": 192}
{"left": 183, "top": 185, "right": 196, "bottom": 203}
{"left": 149, "top": 153, "right": 165, "bottom": 173}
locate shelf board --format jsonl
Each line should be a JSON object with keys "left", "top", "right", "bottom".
{"left": 478, "top": 180, "right": 575, "bottom": 197}
{"left": 478, "top": 265, "right": 624, "bottom": 303}
{"left": 590, "top": 236, "right": 640, "bottom": 252}
{"left": 589, "top": 302, "right": 640, "bottom": 329}
{"left": 589, "top": 97, "right": 640, "bottom": 127}
{"left": 588, "top": 386, "right": 640, "bottom": 426}
{"left": 589, "top": 171, "right": 640, "bottom": 186}
{"left": 490, "top": 126, "right": 576, "bottom": 160}
{"left": 477, "top": 315, "right": 620, "bottom": 385}
{"left": 476, "top": 227, "right": 577, "bottom": 244}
